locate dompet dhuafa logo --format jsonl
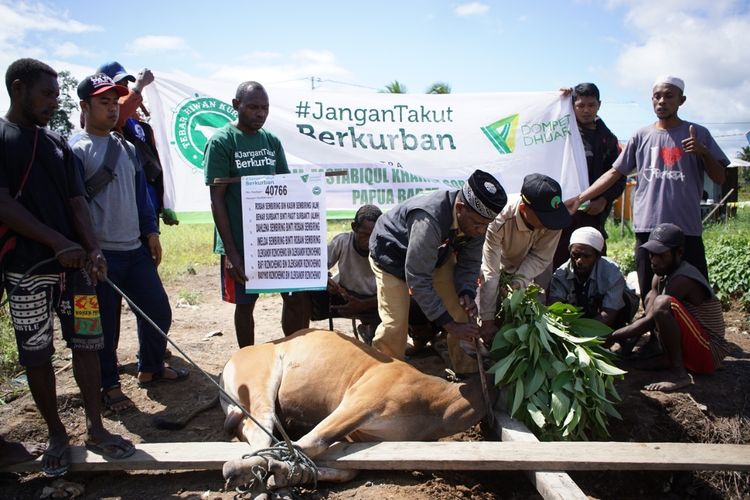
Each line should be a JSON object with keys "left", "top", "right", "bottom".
{"left": 481, "top": 114, "right": 519, "bottom": 154}
{"left": 482, "top": 113, "right": 573, "bottom": 154}
{"left": 172, "top": 96, "right": 236, "bottom": 170}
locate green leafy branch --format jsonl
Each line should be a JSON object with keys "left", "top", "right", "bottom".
{"left": 488, "top": 286, "right": 626, "bottom": 440}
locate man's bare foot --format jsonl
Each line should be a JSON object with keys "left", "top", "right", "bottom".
{"left": 0, "top": 436, "right": 45, "bottom": 467}
{"left": 644, "top": 371, "right": 693, "bottom": 392}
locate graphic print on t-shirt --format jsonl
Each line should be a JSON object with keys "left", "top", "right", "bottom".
{"left": 644, "top": 146, "right": 686, "bottom": 182}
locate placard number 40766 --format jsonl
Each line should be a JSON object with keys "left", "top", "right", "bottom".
{"left": 265, "top": 185, "right": 287, "bottom": 196}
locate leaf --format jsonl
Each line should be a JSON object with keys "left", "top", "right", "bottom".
{"left": 511, "top": 378, "right": 524, "bottom": 417}
{"left": 570, "top": 317, "right": 613, "bottom": 337}
{"left": 594, "top": 358, "right": 627, "bottom": 376}
{"left": 535, "top": 321, "right": 554, "bottom": 353}
{"left": 551, "top": 391, "right": 571, "bottom": 426}
{"left": 575, "top": 345, "right": 591, "bottom": 367}
{"left": 489, "top": 353, "right": 517, "bottom": 385}
{"left": 509, "top": 288, "right": 524, "bottom": 315}
{"left": 525, "top": 369, "right": 546, "bottom": 397}
{"left": 527, "top": 402, "right": 546, "bottom": 428}
{"left": 603, "top": 403, "right": 622, "bottom": 420}
{"left": 516, "top": 323, "right": 529, "bottom": 342}
{"left": 551, "top": 371, "right": 573, "bottom": 393}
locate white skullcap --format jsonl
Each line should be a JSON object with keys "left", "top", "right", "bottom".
{"left": 653, "top": 75, "right": 685, "bottom": 92}
{"left": 569, "top": 226, "right": 604, "bottom": 253}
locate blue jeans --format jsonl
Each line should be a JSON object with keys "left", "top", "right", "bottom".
{"left": 97, "top": 245, "right": 172, "bottom": 390}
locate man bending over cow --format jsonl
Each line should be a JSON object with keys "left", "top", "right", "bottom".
{"left": 369, "top": 170, "right": 507, "bottom": 375}
{"left": 604, "top": 223, "right": 728, "bottom": 391}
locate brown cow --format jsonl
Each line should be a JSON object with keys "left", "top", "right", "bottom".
{"left": 220, "top": 328, "right": 493, "bottom": 491}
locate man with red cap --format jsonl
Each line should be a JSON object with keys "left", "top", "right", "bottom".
{"left": 70, "top": 73, "right": 187, "bottom": 414}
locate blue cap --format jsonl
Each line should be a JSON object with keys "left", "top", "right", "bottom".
{"left": 96, "top": 61, "right": 135, "bottom": 84}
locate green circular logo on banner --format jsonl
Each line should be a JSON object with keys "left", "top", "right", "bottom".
{"left": 172, "top": 96, "right": 236, "bottom": 170}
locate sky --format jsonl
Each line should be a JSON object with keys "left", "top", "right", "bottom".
{"left": 1, "top": 0, "right": 748, "bottom": 157}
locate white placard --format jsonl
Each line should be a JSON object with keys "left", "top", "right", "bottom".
{"left": 241, "top": 173, "right": 328, "bottom": 293}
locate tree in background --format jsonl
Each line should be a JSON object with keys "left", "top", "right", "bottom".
{"left": 380, "top": 81, "right": 453, "bottom": 94}
{"left": 380, "top": 80, "right": 407, "bottom": 94}
{"left": 426, "top": 82, "right": 451, "bottom": 94}
{"left": 48, "top": 70, "right": 78, "bottom": 140}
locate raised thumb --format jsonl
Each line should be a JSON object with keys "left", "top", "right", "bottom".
{"left": 689, "top": 124, "right": 697, "bottom": 139}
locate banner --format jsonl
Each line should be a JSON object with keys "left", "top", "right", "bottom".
{"left": 144, "top": 78, "right": 587, "bottom": 215}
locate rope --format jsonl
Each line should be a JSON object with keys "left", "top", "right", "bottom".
{"left": 0, "top": 245, "right": 82, "bottom": 308}
{"left": 234, "top": 442, "right": 320, "bottom": 498}
{"left": 101, "top": 276, "right": 319, "bottom": 492}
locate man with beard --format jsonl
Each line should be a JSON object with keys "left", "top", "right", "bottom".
{"left": 549, "top": 226, "right": 637, "bottom": 329}
{"left": 604, "top": 224, "right": 728, "bottom": 392}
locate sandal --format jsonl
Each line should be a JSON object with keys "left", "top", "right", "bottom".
{"left": 42, "top": 441, "right": 71, "bottom": 478}
{"left": 102, "top": 386, "right": 135, "bottom": 413}
{"left": 85, "top": 434, "right": 135, "bottom": 460}
{"left": 137, "top": 366, "right": 189, "bottom": 387}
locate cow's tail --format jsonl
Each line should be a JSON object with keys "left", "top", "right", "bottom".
{"left": 153, "top": 385, "right": 221, "bottom": 431}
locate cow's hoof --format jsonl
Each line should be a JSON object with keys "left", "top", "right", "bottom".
{"left": 266, "top": 457, "right": 318, "bottom": 489}
{"left": 222, "top": 455, "right": 269, "bottom": 490}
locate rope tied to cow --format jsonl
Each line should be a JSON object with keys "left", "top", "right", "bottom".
{"left": 102, "top": 276, "right": 319, "bottom": 493}
{"left": 234, "top": 442, "right": 319, "bottom": 498}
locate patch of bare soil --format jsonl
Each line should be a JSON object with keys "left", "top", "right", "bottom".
{"left": 1, "top": 266, "right": 748, "bottom": 499}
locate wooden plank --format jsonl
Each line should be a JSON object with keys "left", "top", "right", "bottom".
{"left": 3, "top": 440, "right": 749, "bottom": 474}
{"left": 493, "top": 410, "right": 588, "bottom": 500}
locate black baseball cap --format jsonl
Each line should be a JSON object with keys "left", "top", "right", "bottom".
{"left": 77, "top": 73, "right": 129, "bottom": 100}
{"left": 520, "top": 173, "right": 571, "bottom": 230}
{"left": 640, "top": 223, "right": 685, "bottom": 254}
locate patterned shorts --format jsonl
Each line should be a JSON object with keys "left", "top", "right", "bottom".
{"left": 4, "top": 269, "right": 103, "bottom": 367}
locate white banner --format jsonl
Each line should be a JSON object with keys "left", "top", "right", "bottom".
{"left": 144, "top": 78, "right": 587, "bottom": 215}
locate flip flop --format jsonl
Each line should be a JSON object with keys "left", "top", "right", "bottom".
{"left": 102, "top": 386, "right": 135, "bottom": 413}
{"left": 85, "top": 435, "right": 136, "bottom": 460}
{"left": 137, "top": 367, "right": 189, "bottom": 388}
{"left": 42, "top": 442, "right": 71, "bottom": 478}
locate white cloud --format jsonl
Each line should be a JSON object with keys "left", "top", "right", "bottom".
{"left": 127, "top": 35, "right": 188, "bottom": 53}
{"left": 0, "top": 1, "right": 102, "bottom": 113}
{"left": 611, "top": 0, "right": 750, "bottom": 123}
{"left": 52, "top": 41, "right": 94, "bottom": 59}
{"left": 454, "top": 2, "right": 490, "bottom": 17}
{"left": 0, "top": 2, "right": 101, "bottom": 41}
{"left": 206, "top": 49, "right": 352, "bottom": 90}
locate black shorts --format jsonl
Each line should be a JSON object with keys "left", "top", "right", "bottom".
{"left": 4, "top": 269, "right": 103, "bottom": 367}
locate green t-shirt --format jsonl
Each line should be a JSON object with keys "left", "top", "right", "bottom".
{"left": 204, "top": 124, "right": 290, "bottom": 254}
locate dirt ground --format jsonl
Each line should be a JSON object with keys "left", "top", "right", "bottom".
{"left": 1, "top": 265, "right": 748, "bottom": 499}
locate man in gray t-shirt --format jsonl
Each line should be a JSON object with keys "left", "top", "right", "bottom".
{"left": 567, "top": 76, "right": 727, "bottom": 300}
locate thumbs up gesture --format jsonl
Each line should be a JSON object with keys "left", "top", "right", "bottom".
{"left": 682, "top": 124, "right": 707, "bottom": 156}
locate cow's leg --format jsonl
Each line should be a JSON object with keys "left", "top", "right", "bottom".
{"left": 222, "top": 350, "right": 285, "bottom": 489}
{"left": 288, "top": 388, "right": 385, "bottom": 483}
